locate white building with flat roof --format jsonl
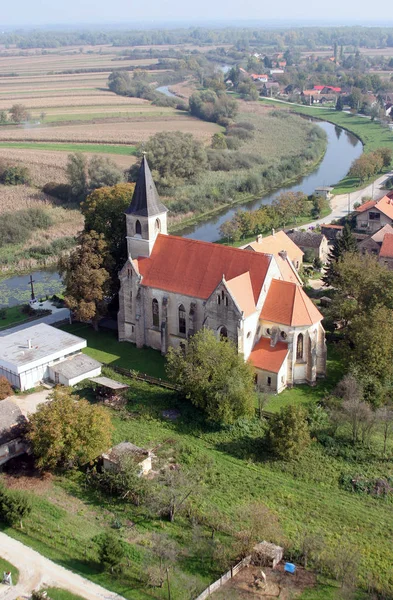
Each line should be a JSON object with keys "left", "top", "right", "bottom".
{"left": 0, "top": 323, "right": 101, "bottom": 391}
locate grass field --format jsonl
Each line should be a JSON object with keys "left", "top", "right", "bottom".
{"left": 2, "top": 366, "right": 393, "bottom": 598}
{"left": 45, "top": 588, "right": 87, "bottom": 600}
{"left": 0, "top": 305, "right": 32, "bottom": 328}
{"left": 261, "top": 99, "right": 393, "bottom": 194}
{"left": 60, "top": 323, "right": 167, "bottom": 379}
{"left": 0, "top": 556, "right": 19, "bottom": 584}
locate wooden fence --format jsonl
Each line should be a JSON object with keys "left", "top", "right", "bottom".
{"left": 104, "top": 364, "right": 180, "bottom": 391}
{"left": 194, "top": 556, "right": 251, "bottom": 600}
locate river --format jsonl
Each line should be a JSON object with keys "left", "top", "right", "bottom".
{"left": 0, "top": 120, "right": 362, "bottom": 308}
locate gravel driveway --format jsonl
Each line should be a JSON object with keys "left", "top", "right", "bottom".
{"left": 0, "top": 532, "right": 126, "bottom": 600}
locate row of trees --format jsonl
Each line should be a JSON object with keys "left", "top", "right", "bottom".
{"left": 219, "top": 192, "right": 326, "bottom": 241}
{"left": 348, "top": 147, "right": 392, "bottom": 183}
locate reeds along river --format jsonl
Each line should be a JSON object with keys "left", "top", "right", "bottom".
{"left": 0, "top": 121, "right": 362, "bottom": 307}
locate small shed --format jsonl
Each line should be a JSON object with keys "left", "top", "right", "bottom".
{"left": 102, "top": 442, "right": 153, "bottom": 476}
{"left": 49, "top": 354, "right": 102, "bottom": 386}
{"left": 251, "top": 541, "right": 284, "bottom": 569}
{"left": 315, "top": 186, "right": 333, "bottom": 200}
{"left": 90, "top": 376, "right": 129, "bottom": 407}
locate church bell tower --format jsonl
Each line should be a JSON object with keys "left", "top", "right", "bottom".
{"left": 125, "top": 155, "right": 168, "bottom": 259}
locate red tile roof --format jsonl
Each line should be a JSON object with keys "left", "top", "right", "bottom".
{"left": 226, "top": 272, "right": 256, "bottom": 317}
{"left": 249, "top": 338, "right": 288, "bottom": 373}
{"left": 138, "top": 235, "right": 271, "bottom": 301}
{"left": 375, "top": 195, "right": 393, "bottom": 220}
{"left": 261, "top": 279, "right": 323, "bottom": 326}
{"left": 321, "top": 224, "right": 343, "bottom": 230}
{"left": 379, "top": 233, "right": 393, "bottom": 258}
{"left": 356, "top": 200, "right": 377, "bottom": 213}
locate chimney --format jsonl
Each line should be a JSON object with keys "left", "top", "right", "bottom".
{"left": 27, "top": 339, "right": 32, "bottom": 350}
{"left": 272, "top": 228, "right": 275, "bottom": 236}
{"left": 278, "top": 250, "right": 288, "bottom": 260}
{"left": 256, "top": 234, "right": 263, "bottom": 243}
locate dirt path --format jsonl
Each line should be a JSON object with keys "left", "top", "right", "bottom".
{"left": 0, "top": 532, "right": 126, "bottom": 600}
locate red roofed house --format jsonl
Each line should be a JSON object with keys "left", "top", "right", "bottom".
{"left": 356, "top": 195, "right": 393, "bottom": 233}
{"left": 118, "top": 158, "right": 327, "bottom": 393}
{"left": 379, "top": 233, "right": 393, "bottom": 269}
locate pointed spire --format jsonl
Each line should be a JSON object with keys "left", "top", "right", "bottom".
{"left": 125, "top": 155, "right": 167, "bottom": 217}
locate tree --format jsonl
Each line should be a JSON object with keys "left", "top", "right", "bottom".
{"left": 27, "top": 387, "right": 113, "bottom": 471}
{"left": 166, "top": 329, "right": 256, "bottom": 425}
{"left": 88, "top": 156, "right": 124, "bottom": 190}
{"left": 272, "top": 192, "right": 307, "bottom": 226}
{"left": 0, "top": 483, "right": 32, "bottom": 529}
{"left": 58, "top": 231, "right": 112, "bottom": 330}
{"left": 66, "top": 152, "right": 88, "bottom": 201}
{"left": 335, "top": 95, "right": 344, "bottom": 111}
{"left": 9, "top": 103, "right": 29, "bottom": 123}
{"left": 0, "top": 376, "right": 13, "bottom": 400}
{"left": 98, "top": 532, "right": 125, "bottom": 573}
{"left": 211, "top": 132, "right": 227, "bottom": 149}
{"left": 81, "top": 183, "right": 135, "bottom": 288}
{"left": 323, "top": 223, "right": 358, "bottom": 286}
{"left": 143, "top": 131, "right": 207, "bottom": 186}
{"left": 237, "top": 80, "right": 259, "bottom": 101}
{"left": 234, "top": 502, "right": 283, "bottom": 558}
{"left": 376, "top": 147, "right": 393, "bottom": 169}
{"left": 376, "top": 403, "right": 393, "bottom": 455}
{"left": 108, "top": 70, "right": 132, "bottom": 95}
{"left": 267, "top": 405, "right": 311, "bottom": 460}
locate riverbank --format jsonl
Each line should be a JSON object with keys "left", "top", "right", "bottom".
{"left": 261, "top": 98, "right": 392, "bottom": 194}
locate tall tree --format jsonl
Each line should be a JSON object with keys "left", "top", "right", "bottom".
{"left": 27, "top": 387, "right": 113, "bottom": 471}
{"left": 58, "top": 230, "right": 112, "bottom": 329}
{"left": 166, "top": 328, "right": 256, "bottom": 425}
{"left": 66, "top": 152, "right": 88, "bottom": 201}
{"left": 88, "top": 156, "right": 124, "bottom": 190}
{"left": 267, "top": 405, "right": 311, "bottom": 460}
{"left": 323, "top": 223, "right": 358, "bottom": 286}
{"left": 81, "top": 183, "right": 135, "bottom": 289}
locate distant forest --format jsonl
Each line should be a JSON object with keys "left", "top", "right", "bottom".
{"left": 5, "top": 26, "right": 393, "bottom": 50}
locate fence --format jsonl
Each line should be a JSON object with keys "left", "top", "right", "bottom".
{"left": 105, "top": 364, "right": 180, "bottom": 391}
{"left": 194, "top": 556, "right": 251, "bottom": 600}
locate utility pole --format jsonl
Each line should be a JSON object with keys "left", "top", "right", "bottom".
{"left": 348, "top": 193, "right": 350, "bottom": 215}
{"left": 166, "top": 568, "right": 171, "bottom": 600}
{"left": 28, "top": 274, "right": 35, "bottom": 301}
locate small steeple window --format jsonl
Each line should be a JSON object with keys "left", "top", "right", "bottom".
{"left": 179, "top": 304, "right": 186, "bottom": 335}
{"left": 135, "top": 220, "right": 142, "bottom": 236}
{"left": 152, "top": 298, "right": 159, "bottom": 328}
{"left": 155, "top": 218, "right": 161, "bottom": 232}
{"left": 296, "top": 333, "right": 304, "bottom": 360}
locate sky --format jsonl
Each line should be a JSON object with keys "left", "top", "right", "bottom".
{"left": 1, "top": 0, "right": 393, "bottom": 28}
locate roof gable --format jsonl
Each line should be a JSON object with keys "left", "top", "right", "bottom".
{"left": 125, "top": 156, "right": 167, "bottom": 218}
{"left": 371, "top": 224, "right": 393, "bottom": 243}
{"left": 356, "top": 200, "right": 377, "bottom": 214}
{"left": 244, "top": 230, "right": 304, "bottom": 262}
{"left": 380, "top": 233, "right": 393, "bottom": 258}
{"left": 138, "top": 235, "right": 271, "bottom": 302}
{"left": 287, "top": 231, "right": 325, "bottom": 249}
{"left": 249, "top": 338, "right": 288, "bottom": 373}
{"left": 374, "top": 195, "right": 393, "bottom": 221}
{"left": 225, "top": 272, "right": 256, "bottom": 317}
{"left": 261, "top": 279, "right": 323, "bottom": 326}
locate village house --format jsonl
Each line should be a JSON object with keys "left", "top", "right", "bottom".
{"left": 117, "top": 157, "right": 326, "bottom": 393}
{"left": 315, "top": 187, "right": 334, "bottom": 200}
{"left": 378, "top": 232, "right": 393, "bottom": 270}
{"left": 320, "top": 224, "right": 344, "bottom": 242}
{"left": 286, "top": 231, "right": 329, "bottom": 263}
{"left": 0, "top": 400, "right": 28, "bottom": 467}
{"left": 358, "top": 224, "right": 393, "bottom": 257}
{"left": 0, "top": 323, "right": 102, "bottom": 390}
{"left": 242, "top": 230, "right": 304, "bottom": 271}
{"left": 355, "top": 195, "right": 393, "bottom": 233}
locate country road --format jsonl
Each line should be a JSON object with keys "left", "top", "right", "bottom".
{"left": 0, "top": 532, "right": 126, "bottom": 600}
{"left": 296, "top": 170, "right": 391, "bottom": 230}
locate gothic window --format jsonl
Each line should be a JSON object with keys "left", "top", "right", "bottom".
{"left": 152, "top": 298, "right": 159, "bottom": 328}
{"left": 217, "top": 294, "right": 221, "bottom": 305}
{"left": 296, "top": 333, "right": 304, "bottom": 360}
{"left": 130, "top": 291, "right": 132, "bottom": 305}
{"left": 135, "top": 220, "right": 142, "bottom": 236}
{"left": 179, "top": 304, "right": 186, "bottom": 335}
{"left": 219, "top": 326, "right": 228, "bottom": 339}
{"left": 225, "top": 296, "right": 229, "bottom": 307}
{"left": 155, "top": 218, "right": 161, "bottom": 232}
{"left": 221, "top": 290, "right": 225, "bottom": 300}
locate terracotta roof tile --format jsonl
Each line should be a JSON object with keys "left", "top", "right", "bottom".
{"left": 374, "top": 195, "right": 393, "bottom": 220}
{"left": 138, "top": 235, "right": 271, "bottom": 301}
{"left": 371, "top": 224, "right": 393, "bottom": 243}
{"left": 379, "top": 233, "right": 393, "bottom": 258}
{"left": 249, "top": 338, "right": 288, "bottom": 373}
{"left": 261, "top": 279, "right": 323, "bottom": 326}
{"left": 226, "top": 272, "right": 256, "bottom": 317}
{"left": 356, "top": 200, "right": 377, "bottom": 213}
{"left": 244, "top": 230, "right": 304, "bottom": 263}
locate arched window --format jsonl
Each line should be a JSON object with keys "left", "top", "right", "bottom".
{"left": 225, "top": 296, "right": 229, "bottom": 307}
{"left": 296, "top": 333, "right": 304, "bottom": 360}
{"left": 152, "top": 299, "right": 159, "bottom": 328}
{"left": 135, "top": 220, "right": 142, "bottom": 236}
{"left": 155, "top": 218, "right": 161, "bottom": 232}
{"left": 179, "top": 304, "right": 186, "bottom": 335}
{"left": 217, "top": 294, "right": 221, "bottom": 305}
{"left": 219, "top": 326, "right": 228, "bottom": 339}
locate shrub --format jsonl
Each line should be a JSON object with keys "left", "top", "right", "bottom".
{"left": 226, "top": 126, "right": 254, "bottom": 140}
{"left": 268, "top": 405, "right": 311, "bottom": 460}
{"left": 42, "top": 182, "right": 72, "bottom": 202}
{"left": 98, "top": 532, "right": 126, "bottom": 573}
{"left": 0, "top": 165, "right": 31, "bottom": 185}
{"left": 0, "top": 208, "right": 53, "bottom": 248}
{"left": 0, "top": 376, "right": 13, "bottom": 399}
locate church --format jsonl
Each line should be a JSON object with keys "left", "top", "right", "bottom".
{"left": 118, "top": 157, "right": 327, "bottom": 393}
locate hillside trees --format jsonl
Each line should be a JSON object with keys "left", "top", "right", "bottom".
{"left": 348, "top": 148, "right": 392, "bottom": 185}
{"left": 58, "top": 230, "right": 112, "bottom": 329}
{"left": 27, "top": 387, "right": 113, "bottom": 470}
{"left": 189, "top": 89, "right": 238, "bottom": 124}
{"left": 66, "top": 153, "right": 124, "bottom": 202}
{"left": 323, "top": 222, "right": 358, "bottom": 286}
{"left": 166, "top": 328, "right": 255, "bottom": 425}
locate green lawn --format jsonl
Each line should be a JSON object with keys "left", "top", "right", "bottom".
{"left": 0, "top": 142, "right": 137, "bottom": 155}
{"left": 0, "top": 305, "right": 31, "bottom": 329}
{"left": 0, "top": 557, "right": 19, "bottom": 584}
{"left": 261, "top": 99, "right": 393, "bottom": 194}
{"left": 265, "top": 344, "right": 344, "bottom": 413}
{"left": 45, "top": 588, "right": 87, "bottom": 600}
{"left": 60, "top": 323, "right": 167, "bottom": 379}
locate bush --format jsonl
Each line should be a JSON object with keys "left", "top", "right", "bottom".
{"left": 0, "top": 165, "right": 31, "bottom": 185}
{"left": 42, "top": 182, "right": 72, "bottom": 202}
{"left": 268, "top": 405, "right": 311, "bottom": 460}
{"left": 0, "top": 376, "right": 13, "bottom": 399}
{"left": 98, "top": 532, "right": 126, "bottom": 573}
{"left": 0, "top": 208, "right": 53, "bottom": 248}
{"left": 226, "top": 126, "right": 254, "bottom": 140}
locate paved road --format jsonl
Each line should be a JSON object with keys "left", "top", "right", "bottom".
{"left": 0, "top": 532, "right": 126, "bottom": 600}
{"left": 0, "top": 308, "right": 70, "bottom": 337}
{"left": 296, "top": 170, "right": 391, "bottom": 231}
